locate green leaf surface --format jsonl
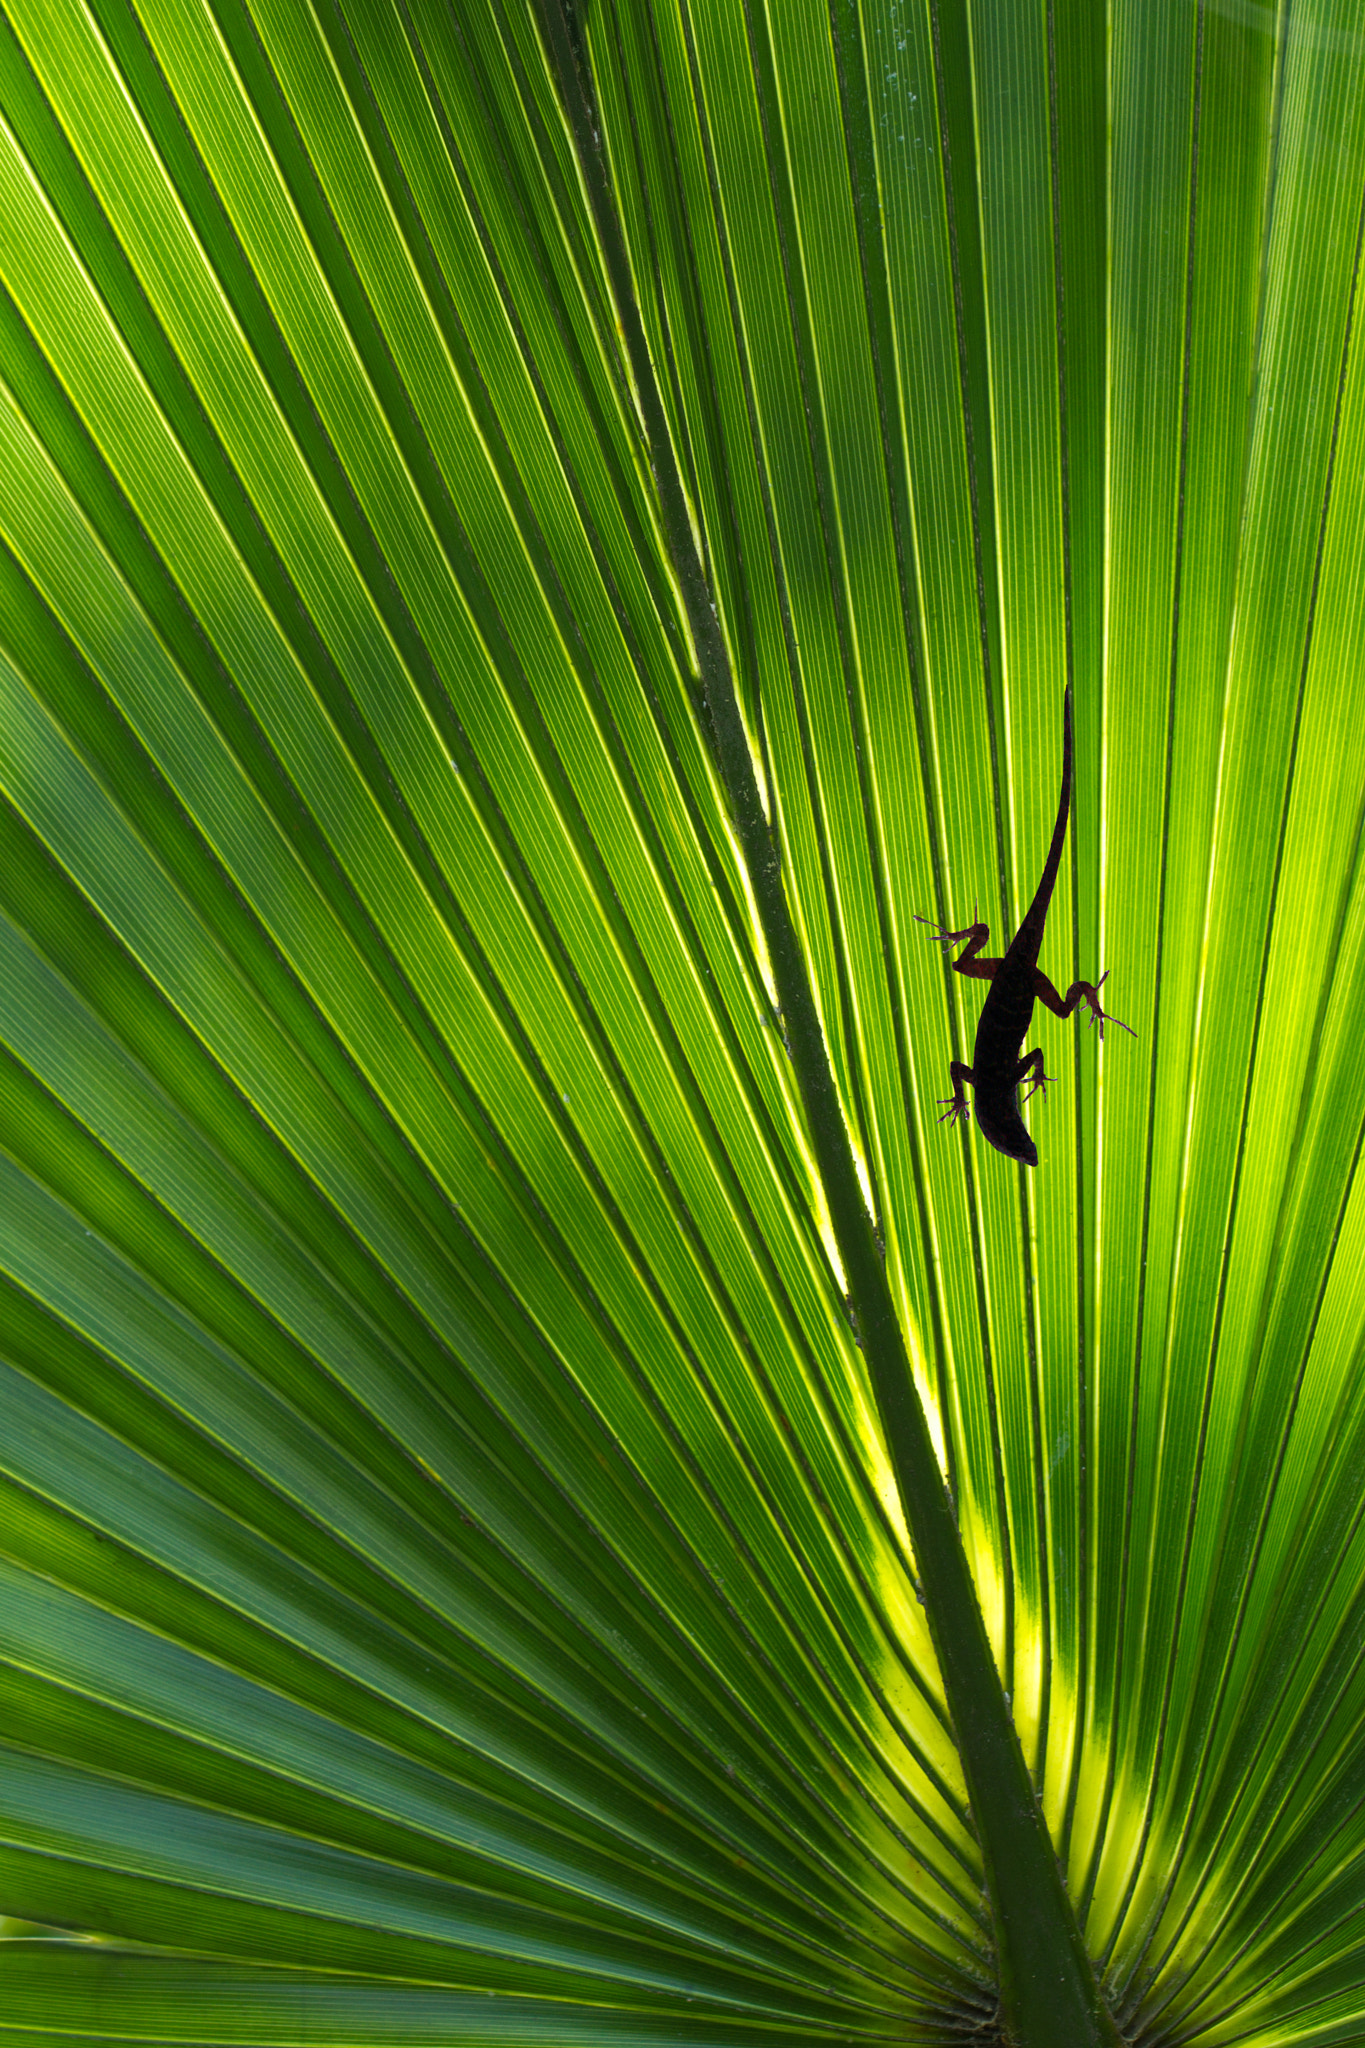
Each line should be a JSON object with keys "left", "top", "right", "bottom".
{"left": 1, "top": 0, "right": 1363, "bottom": 2040}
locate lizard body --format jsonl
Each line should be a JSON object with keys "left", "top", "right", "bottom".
{"left": 916, "top": 686, "right": 1133, "bottom": 1166}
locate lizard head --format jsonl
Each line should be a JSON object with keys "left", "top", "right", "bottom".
{"left": 974, "top": 1090, "right": 1038, "bottom": 1167}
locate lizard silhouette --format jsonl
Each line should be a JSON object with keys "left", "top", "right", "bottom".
{"left": 915, "top": 685, "right": 1134, "bottom": 1166}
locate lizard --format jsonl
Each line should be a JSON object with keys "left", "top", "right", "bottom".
{"left": 914, "top": 684, "right": 1134, "bottom": 1166}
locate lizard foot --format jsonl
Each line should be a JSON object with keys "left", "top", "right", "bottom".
{"left": 914, "top": 906, "right": 984, "bottom": 950}
{"left": 1084, "top": 970, "right": 1137, "bottom": 1042}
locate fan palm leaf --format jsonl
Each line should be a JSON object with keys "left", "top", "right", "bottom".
{"left": 1, "top": 0, "right": 1363, "bottom": 2041}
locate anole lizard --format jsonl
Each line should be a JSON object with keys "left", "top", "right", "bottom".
{"left": 915, "top": 685, "right": 1133, "bottom": 1166}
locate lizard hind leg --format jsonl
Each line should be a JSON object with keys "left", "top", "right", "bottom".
{"left": 1032, "top": 966, "right": 1137, "bottom": 1041}
{"left": 914, "top": 910, "right": 998, "bottom": 980}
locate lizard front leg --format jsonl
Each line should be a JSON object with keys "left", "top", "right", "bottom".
{"left": 1032, "top": 967, "right": 1136, "bottom": 1040}
{"left": 1016, "top": 1048, "right": 1054, "bottom": 1105}
{"left": 935, "top": 1059, "right": 975, "bottom": 1128}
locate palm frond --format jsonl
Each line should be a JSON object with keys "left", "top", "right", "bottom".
{"left": 1, "top": 0, "right": 1363, "bottom": 2041}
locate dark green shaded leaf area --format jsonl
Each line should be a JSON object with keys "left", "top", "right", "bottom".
{"left": 1, "top": 0, "right": 1363, "bottom": 2040}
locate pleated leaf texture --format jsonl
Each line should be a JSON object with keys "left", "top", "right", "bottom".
{"left": 1, "top": 0, "right": 1364, "bottom": 2040}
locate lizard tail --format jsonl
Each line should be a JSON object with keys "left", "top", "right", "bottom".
{"left": 1022, "top": 682, "right": 1073, "bottom": 930}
